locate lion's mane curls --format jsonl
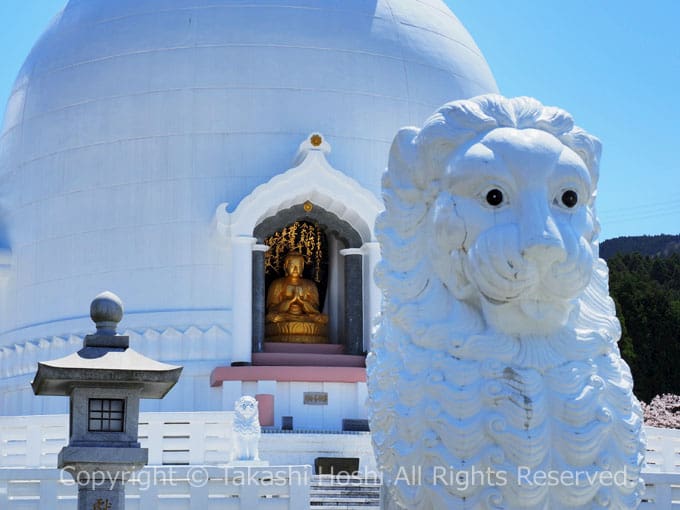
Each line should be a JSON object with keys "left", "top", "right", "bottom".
{"left": 233, "top": 395, "right": 261, "bottom": 436}
{"left": 391, "top": 95, "right": 601, "bottom": 199}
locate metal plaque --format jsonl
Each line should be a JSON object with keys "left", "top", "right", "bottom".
{"left": 303, "top": 392, "right": 328, "bottom": 405}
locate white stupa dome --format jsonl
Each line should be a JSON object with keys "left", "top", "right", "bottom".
{"left": 0, "top": 0, "right": 496, "bottom": 339}
{"left": 0, "top": 0, "right": 496, "bottom": 413}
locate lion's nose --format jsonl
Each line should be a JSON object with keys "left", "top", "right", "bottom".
{"left": 519, "top": 198, "right": 567, "bottom": 266}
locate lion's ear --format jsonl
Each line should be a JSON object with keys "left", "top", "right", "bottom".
{"left": 428, "top": 192, "right": 469, "bottom": 296}
{"left": 562, "top": 127, "right": 602, "bottom": 186}
{"left": 430, "top": 192, "right": 466, "bottom": 252}
{"left": 385, "top": 127, "right": 420, "bottom": 197}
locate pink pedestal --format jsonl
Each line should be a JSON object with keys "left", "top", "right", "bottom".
{"left": 252, "top": 352, "right": 365, "bottom": 367}
{"left": 210, "top": 366, "right": 366, "bottom": 386}
{"left": 211, "top": 342, "right": 367, "bottom": 386}
{"left": 263, "top": 343, "right": 345, "bottom": 354}
{"left": 254, "top": 342, "right": 364, "bottom": 367}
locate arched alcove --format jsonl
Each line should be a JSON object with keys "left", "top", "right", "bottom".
{"left": 252, "top": 203, "right": 364, "bottom": 354}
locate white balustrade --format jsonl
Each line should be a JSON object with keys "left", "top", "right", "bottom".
{"left": 645, "top": 426, "right": 680, "bottom": 473}
{"left": 639, "top": 473, "right": 680, "bottom": 509}
{"left": 0, "top": 466, "right": 311, "bottom": 510}
{"left": 1, "top": 414, "right": 678, "bottom": 508}
{"left": 0, "top": 412, "right": 235, "bottom": 469}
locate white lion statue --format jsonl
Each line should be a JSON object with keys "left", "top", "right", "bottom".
{"left": 232, "top": 395, "right": 261, "bottom": 461}
{"left": 367, "top": 95, "right": 645, "bottom": 509}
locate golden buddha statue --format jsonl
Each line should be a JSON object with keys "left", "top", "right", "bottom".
{"left": 265, "top": 252, "right": 328, "bottom": 343}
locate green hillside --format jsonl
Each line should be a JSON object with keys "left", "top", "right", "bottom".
{"left": 600, "top": 234, "right": 680, "bottom": 260}
{"left": 605, "top": 246, "right": 680, "bottom": 402}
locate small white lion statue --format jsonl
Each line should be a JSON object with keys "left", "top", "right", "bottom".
{"left": 367, "top": 95, "right": 645, "bottom": 509}
{"left": 232, "top": 395, "right": 261, "bottom": 461}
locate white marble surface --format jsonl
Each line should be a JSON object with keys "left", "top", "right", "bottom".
{"left": 368, "top": 95, "right": 645, "bottom": 509}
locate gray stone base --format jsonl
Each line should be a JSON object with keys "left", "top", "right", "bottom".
{"left": 77, "top": 479, "right": 124, "bottom": 510}
{"left": 59, "top": 446, "right": 148, "bottom": 510}
{"left": 58, "top": 446, "right": 148, "bottom": 474}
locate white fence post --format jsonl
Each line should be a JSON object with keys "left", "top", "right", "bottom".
{"left": 641, "top": 472, "right": 677, "bottom": 509}
{"left": 189, "top": 418, "right": 206, "bottom": 465}
{"left": 0, "top": 476, "right": 8, "bottom": 508}
{"left": 289, "top": 465, "right": 312, "bottom": 509}
{"left": 189, "top": 477, "right": 209, "bottom": 510}
{"left": 38, "top": 475, "right": 58, "bottom": 510}
{"left": 142, "top": 414, "right": 164, "bottom": 465}
{"left": 27, "top": 422, "right": 42, "bottom": 467}
{"left": 139, "top": 467, "right": 160, "bottom": 508}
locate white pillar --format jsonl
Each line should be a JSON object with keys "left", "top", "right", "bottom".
{"left": 231, "top": 236, "right": 256, "bottom": 364}
{"left": 222, "top": 380, "right": 243, "bottom": 410}
{"left": 361, "top": 242, "right": 382, "bottom": 352}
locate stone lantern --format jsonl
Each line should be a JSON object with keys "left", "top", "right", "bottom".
{"left": 32, "top": 292, "right": 182, "bottom": 510}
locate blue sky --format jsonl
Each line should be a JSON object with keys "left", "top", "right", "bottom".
{"left": 451, "top": 1, "right": 680, "bottom": 242}
{"left": 1, "top": 1, "right": 678, "bottom": 242}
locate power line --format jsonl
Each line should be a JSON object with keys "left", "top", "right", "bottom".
{"left": 598, "top": 198, "right": 680, "bottom": 215}
{"left": 599, "top": 204, "right": 680, "bottom": 224}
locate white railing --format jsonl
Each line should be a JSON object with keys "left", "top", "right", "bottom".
{"left": 0, "top": 412, "right": 234, "bottom": 468}
{"left": 139, "top": 411, "right": 234, "bottom": 466}
{"left": 0, "top": 465, "right": 311, "bottom": 510}
{"left": 0, "top": 412, "right": 377, "bottom": 470}
{"left": 644, "top": 426, "right": 680, "bottom": 473}
{"left": 640, "top": 473, "right": 680, "bottom": 509}
{"left": 640, "top": 427, "right": 680, "bottom": 508}
{"left": 0, "top": 414, "right": 68, "bottom": 468}
{"left": 1, "top": 414, "right": 679, "bottom": 508}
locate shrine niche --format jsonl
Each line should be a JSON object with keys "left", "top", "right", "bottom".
{"left": 252, "top": 203, "right": 364, "bottom": 354}
{"left": 264, "top": 221, "right": 329, "bottom": 343}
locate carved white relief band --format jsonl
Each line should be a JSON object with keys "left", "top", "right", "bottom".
{"left": 0, "top": 325, "right": 231, "bottom": 380}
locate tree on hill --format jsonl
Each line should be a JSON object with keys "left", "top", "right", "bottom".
{"left": 600, "top": 234, "right": 680, "bottom": 260}
{"left": 607, "top": 253, "right": 680, "bottom": 402}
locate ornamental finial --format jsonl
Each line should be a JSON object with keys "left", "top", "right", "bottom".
{"left": 90, "top": 291, "right": 124, "bottom": 335}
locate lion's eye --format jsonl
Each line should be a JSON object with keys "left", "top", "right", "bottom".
{"left": 486, "top": 189, "right": 504, "bottom": 207}
{"left": 561, "top": 190, "right": 578, "bottom": 208}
